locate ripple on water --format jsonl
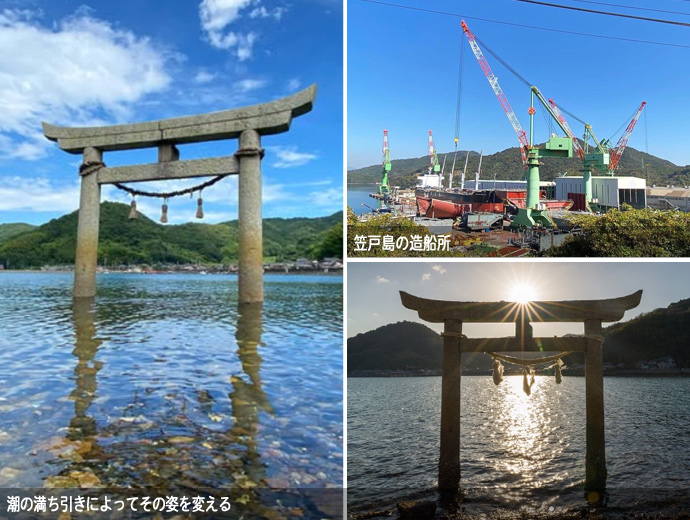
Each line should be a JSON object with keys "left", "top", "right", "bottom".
{"left": 348, "top": 375, "right": 690, "bottom": 515}
{"left": 0, "top": 272, "right": 343, "bottom": 517}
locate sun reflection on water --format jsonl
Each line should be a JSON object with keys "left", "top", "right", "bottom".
{"left": 483, "top": 374, "right": 566, "bottom": 493}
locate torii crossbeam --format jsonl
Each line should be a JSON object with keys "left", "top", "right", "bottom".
{"left": 400, "top": 290, "right": 642, "bottom": 494}
{"left": 43, "top": 85, "right": 317, "bottom": 302}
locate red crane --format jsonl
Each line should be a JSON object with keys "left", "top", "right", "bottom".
{"left": 461, "top": 20, "right": 529, "bottom": 166}
{"left": 608, "top": 101, "right": 646, "bottom": 174}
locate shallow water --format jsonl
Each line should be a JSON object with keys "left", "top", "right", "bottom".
{"left": 348, "top": 375, "right": 690, "bottom": 517}
{"left": 0, "top": 272, "right": 343, "bottom": 518}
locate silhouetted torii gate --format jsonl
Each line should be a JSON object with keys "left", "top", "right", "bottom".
{"left": 42, "top": 86, "right": 316, "bottom": 302}
{"left": 400, "top": 290, "right": 642, "bottom": 494}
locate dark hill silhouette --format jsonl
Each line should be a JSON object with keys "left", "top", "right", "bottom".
{"left": 350, "top": 300, "right": 690, "bottom": 373}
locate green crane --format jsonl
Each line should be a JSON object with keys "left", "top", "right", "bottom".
{"left": 512, "top": 86, "right": 574, "bottom": 228}
{"left": 461, "top": 20, "right": 572, "bottom": 228}
{"left": 379, "top": 129, "right": 391, "bottom": 208}
{"left": 549, "top": 99, "right": 645, "bottom": 208}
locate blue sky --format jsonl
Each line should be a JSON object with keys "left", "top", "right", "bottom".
{"left": 348, "top": 0, "right": 690, "bottom": 169}
{"left": 347, "top": 261, "right": 690, "bottom": 338}
{"left": 0, "top": 0, "right": 342, "bottom": 225}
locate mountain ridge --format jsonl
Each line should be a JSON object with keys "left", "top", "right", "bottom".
{"left": 348, "top": 144, "right": 683, "bottom": 189}
{"left": 348, "top": 300, "right": 690, "bottom": 373}
{"left": 0, "top": 202, "right": 342, "bottom": 269}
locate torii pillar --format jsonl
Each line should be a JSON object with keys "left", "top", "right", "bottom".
{"left": 400, "top": 290, "right": 642, "bottom": 494}
{"left": 42, "top": 85, "right": 317, "bottom": 302}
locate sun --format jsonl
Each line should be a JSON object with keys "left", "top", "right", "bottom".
{"left": 507, "top": 282, "right": 539, "bottom": 304}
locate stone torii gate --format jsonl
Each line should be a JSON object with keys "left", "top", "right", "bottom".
{"left": 42, "top": 85, "right": 317, "bottom": 302}
{"left": 400, "top": 290, "right": 642, "bottom": 494}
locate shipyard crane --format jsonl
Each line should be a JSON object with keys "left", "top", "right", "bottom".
{"left": 549, "top": 99, "right": 645, "bottom": 206}
{"left": 549, "top": 98, "right": 609, "bottom": 208}
{"left": 428, "top": 130, "right": 441, "bottom": 175}
{"left": 461, "top": 20, "right": 573, "bottom": 228}
{"left": 606, "top": 101, "right": 646, "bottom": 175}
{"left": 379, "top": 129, "right": 392, "bottom": 207}
{"left": 417, "top": 130, "right": 443, "bottom": 189}
{"left": 461, "top": 20, "right": 529, "bottom": 167}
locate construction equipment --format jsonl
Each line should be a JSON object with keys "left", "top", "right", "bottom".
{"left": 474, "top": 150, "right": 483, "bottom": 190}
{"left": 460, "top": 151, "right": 469, "bottom": 189}
{"left": 461, "top": 20, "right": 529, "bottom": 167}
{"left": 417, "top": 130, "right": 443, "bottom": 189}
{"left": 428, "top": 130, "right": 441, "bottom": 174}
{"left": 379, "top": 129, "right": 391, "bottom": 208}
{"left": 548, "top": 99, "right": 607, "bottom": 207}
{"left": 461, "top": 20, "right": 573, "bottom": 228}
{"left": 606, "top": 101, "right": 646, "bottom": 175}
{"left": 549, "top": 99, "right": 645, "bottom": 207}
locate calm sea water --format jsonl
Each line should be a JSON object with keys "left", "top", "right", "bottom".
{"left": 348, "top": 376, "right": 690, "bottom": 517}
{"left": 347, "top": 185, "right": 378, "bottom": 215}
{"left": 0, "top": 272, "right": 343, "bottom": 518}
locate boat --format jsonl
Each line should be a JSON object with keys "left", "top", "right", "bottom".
{"left": 416, "top": 187, "right": 573, "bottom": 219}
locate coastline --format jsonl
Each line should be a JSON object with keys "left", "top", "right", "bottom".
{"left": 348, "top": 369, "right": 690, "bottom": 378}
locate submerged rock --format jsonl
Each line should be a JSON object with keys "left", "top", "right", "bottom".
{"left": 396, "top": 500, "right": 436, "bottom": 520}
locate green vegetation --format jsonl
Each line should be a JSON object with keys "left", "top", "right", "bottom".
{"left": 348, "top": 144, "right": 682, "bottom": 189}
{"left": 0, "top": 223, "right": 35, "bottom": 242}
{"left": 544, "top": 207, "right": 690, "bottom": 257}
{"left": 347, "top": 207, "right": 466, "bottom": 258}
{"left": 0, "top": 202, "right": 342, "bottom": 269}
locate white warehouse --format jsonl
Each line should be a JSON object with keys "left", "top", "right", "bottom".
{"left": 555, "top": 176, "right": 647, "bottom": 211}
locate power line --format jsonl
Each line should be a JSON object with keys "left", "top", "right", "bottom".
{"left": 565, "top": 0, "right": 690, "bottom": 17}
{"left": 357, "top": 0, "right": 690, "bottom": 49}
{"left": 514, "top": 0, "right": 690, "bottom": 27}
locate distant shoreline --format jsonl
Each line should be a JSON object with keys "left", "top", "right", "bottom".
{"left": 0, "top": 269, "right": 343, "bottom": 276}
{"left": 348, "top": 370, "right": 690, "bottom": 378}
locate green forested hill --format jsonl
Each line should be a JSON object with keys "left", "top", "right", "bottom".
{"left": 0, "top": 202, "right": 342, "bottom": 268}
{"left": 0, "top": 223, "right": 35, "bottom": 242}
{"left": 348, "top": 144, "right": 682, "bottom": 189}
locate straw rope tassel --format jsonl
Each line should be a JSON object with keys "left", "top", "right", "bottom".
{"left": 522, "top": 368, "right": 531, "bottom": 396}
{"left": 196, "top": 193, "right": 204, "bottom": 219}
{"left": 160, "top": 199, "right": 168, "bottom": 224}
{"left": 555, "top": 360, "right": 563, "bottom": 384}
{"left": 492, "top": 359, "right": 504, "bottom": 385}
{"left": 129, "top": 197, "right": 137, "bottom": 220}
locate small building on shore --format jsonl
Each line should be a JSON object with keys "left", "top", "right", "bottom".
{"left": 646, "top": 186, "right": 690, "bottom": 211}
{"left": 555, "top": 176, "right": 646, "bottom": 211}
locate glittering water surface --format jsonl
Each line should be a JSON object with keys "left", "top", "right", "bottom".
{"left": 0, "top": 273, "right": 343, "bottom": 518}
{"left": 348, "top": 376, "right": 690, "bottom": 516}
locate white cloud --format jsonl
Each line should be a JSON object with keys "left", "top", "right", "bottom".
{"left": 234, "top": 78, "right": 266, "bottom": 92}
{"left": 306, "top": 187, "right": 342, "bottom": 208}
{"left": 376, "top": 276, "right": 389, "bottom": 283}
{"left": 249, "top": 6, "right": 287, "bottom": 20}
{"left": 199, "top": 0, "right": 284, "bottom": 60}
{"left": 269, "top": 146, "right": 318, "bottom": 168}
{"left": 431, "top": 265, "right": 446, "bottom": 274}
{"left": 194, "top": 70, "right": 218, "bottom": 84}
{"left": 421, "top": 273, "right": 431, "bottom": 281}
{"left": 0, "top": 175, "right": 79, "bottom": 212}
{"left": 286, "top": 78, "right": 301, "bottom": 92}
{"left": 0, "top": 9, "right": 172, "bottom": 160}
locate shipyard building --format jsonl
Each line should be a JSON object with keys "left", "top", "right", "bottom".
{"left": 646, "top": 186, "right": 690, "bottom": 211}
{"left": 555, "top": 176, "right": 646, "bottom": 211}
